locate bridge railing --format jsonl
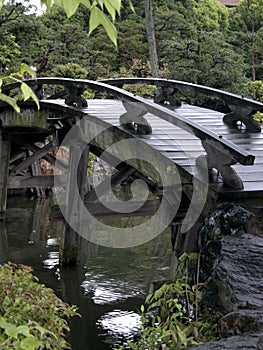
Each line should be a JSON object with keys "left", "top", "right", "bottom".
{"left": 101, "top": 77, "right": 263, "bottom": 133}
{"left": 1, "top": 77, "right": 257, "bottom": 189}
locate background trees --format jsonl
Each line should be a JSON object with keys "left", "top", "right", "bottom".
{"left": 0, "top": 0, "right": 263, "bottom": 99}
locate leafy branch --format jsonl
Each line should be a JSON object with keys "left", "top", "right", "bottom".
{"left": 0, "top": 63, "right": 39, "bottom": 113}
{"left": 40, "top": 0, "right": 122, "bottom": 46}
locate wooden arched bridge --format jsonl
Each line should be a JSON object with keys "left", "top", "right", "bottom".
{"left": 0, "top": 77, "right": 263, "bottom": 265}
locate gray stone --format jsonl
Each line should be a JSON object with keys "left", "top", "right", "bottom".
{"left": 187, "top": 333, "right": 263, "bottom": 349}
{"left": 202, "top": 233, "right": 263, "bottom": 315}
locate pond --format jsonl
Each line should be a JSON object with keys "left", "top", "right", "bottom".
{"left": 0, "top": 195, "right": 175, "bottom": 349}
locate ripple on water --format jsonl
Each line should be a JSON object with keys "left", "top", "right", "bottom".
{"left": 97, "top": 310, "right": 141, "bottom": 347}
{"left": 43, "top": 251, "right": 59, "bottom": 269}
{"left": 81, "top": 272, "right": 144, "bottom": 304}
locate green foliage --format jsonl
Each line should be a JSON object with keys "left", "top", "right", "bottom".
{"left": 51, "top": 62, "right": 87, "bottom": 78}
{"left": 0, "top": 31, "right": 20, "bottom": 74}
{"left": 1, "top": 0, "right": 263, "bottom": 100}
{"left": 0, "top": 63, "right": 39, "bottom": 112}
{"left": 116, "top": 253, "right": 218, "bottom": 350}
{"left": 0, "top": 262, "right": 79, "bottom": 349}
{"left": 191, "top": 0, "right": 229, "bottom": 31}
{"left": 253, "top": 112, "right": 263, "bottom": 125}
{"left": 244, "top": 80, "right": 263, "bottom": 101}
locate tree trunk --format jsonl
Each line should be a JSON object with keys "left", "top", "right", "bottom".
{"left": 144, "top": 0, "right": 159, "bottom": 78}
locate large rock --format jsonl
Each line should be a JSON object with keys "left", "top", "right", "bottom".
{"left": 186, "top": 205, "right": 263, "bottom": 349}
{"left": 202, "top": 233, "right": 263, "bottom": 315}
{"left": 188, "top": 333, "right": 263, "bottom": 349}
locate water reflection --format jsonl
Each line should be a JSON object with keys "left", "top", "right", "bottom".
{"left": 97, "top": 310, "right": 141, "bottom": 347}
{"left": 1, "top": 196, "right": 174, "bottom": 349}
{"left": 43, "top": 251, "right": 60, "bottom": 269}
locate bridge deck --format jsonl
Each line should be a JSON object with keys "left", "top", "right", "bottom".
{"left": 81, "top": 99, "right": 263, "bottom": 204}
{"left": 1, "top": 97, "right": 262, "bottom": 204}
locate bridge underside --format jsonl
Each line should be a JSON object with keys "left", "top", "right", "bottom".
{"left": 0, "top": 96, "right": 262, "bottom": 264}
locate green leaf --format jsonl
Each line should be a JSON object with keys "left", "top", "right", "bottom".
{"left": 19, "top": 63, "right": 36, "bottom": 78}
{"left": 104, "top": 0, "right": 117, "bottom": 20}
{"left": 129, "top": 0, "right": 135, "bottom": 12}
{"left": 80, "top": 0, "right": 91, "bottom": 8}
{"left": 40, "top": 0, "right": 52, "bottom": 11}
{"left": 20, "top": 336, "right": 43, "bottom": 350}
{"left": 61, "top": 0, "right": 80, "bottom": 17}
{"left": 89, "top": 6, "right": 117, "bottom": 46}
{"left": 0, "top": 92, "right": 20, "bottom": 113}
{"left": 97, "top": 0, "right": 104, "bottom": 8}
{"left": 16, "top": 325, "right": 32, "bottom": 337}
{"left": 0, "top": 316, "right": 12, "bottom": 329}
{"left": 34, "top": 324, "right": 58, "bottom": 339}
{"left": 21, "top": 83, "right": 33, "bottom": 101}
{"left": 106, "top": 0, "right": 121, "bottom": 16}
{"left": 4, "top": 324, "right": 19, "bottom": 339}
{"left": 21, "top": 83, "right": 40, "bottom": 110}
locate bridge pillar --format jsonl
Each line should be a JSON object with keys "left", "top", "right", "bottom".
{"left": 60, "top": 144, "right": 89, "bottom": 266}
{"left": 0, "top": 128, "right": 11, "bottom": 220}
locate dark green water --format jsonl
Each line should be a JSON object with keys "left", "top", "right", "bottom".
{"left": 0, "top": 196, "right": 174, "bottom": 349}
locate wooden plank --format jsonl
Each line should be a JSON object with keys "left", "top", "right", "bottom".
{"left": 50, "top": 199, "right": 160, "bottom": 221}
{"left": 43, "top": 96, "right": 256, "bottom": 166}
{"left": 7, "top": 175, "right": 67, "bottom": 188}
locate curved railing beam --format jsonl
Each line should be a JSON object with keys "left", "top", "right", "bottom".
{"left": 101, "top": 77, "right": 263, "bottom": 133}
{"left": 2, "top": 77, "right": 255, "bottom": 165}
{"left": 1, "top": 77, "right": 256, "bottom": 189}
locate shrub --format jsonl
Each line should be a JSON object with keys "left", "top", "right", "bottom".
{"left": 0, "top": 262, "right": 79, "bottom": 349}
{"left": 116, "top": 253, "right": 218, "bottom": 350}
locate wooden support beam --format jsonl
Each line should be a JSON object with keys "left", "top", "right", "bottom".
{"left": 50, "top": 199, "right": 160, "bottom": 221}
{"left": 10, "top": 141, "right": 53, "bottom": 175}
{"left": 30, "top": 153, "right": 46, "bottom": 197}
{"left": 60, "top": 145, "right": 89, "bottom": 266}
{"left": 0, "top": 129, "right": 11, "bottom": 220}
{"left": 84, "top": 165, "right": 137, "bottom": 203}
{"left": 89, "top": 144, "right": 158, "bottom": 193}
{"left": 7, "top": 175, "right": 67, "bottom": 188}
{"left": 24, "top": 142, "right": 67, "bottom": 172}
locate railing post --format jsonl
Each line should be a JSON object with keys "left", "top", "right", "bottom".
{"left": 0, "top": 127, "right": 11, "bottom": 220}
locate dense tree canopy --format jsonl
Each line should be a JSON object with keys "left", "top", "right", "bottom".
{"left": 0, "top": 0, "right": 263, "bottom": 100}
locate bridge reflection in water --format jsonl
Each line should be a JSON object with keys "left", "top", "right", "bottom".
{"left": 0, "top": 196, "right": 173, "bottom": 349}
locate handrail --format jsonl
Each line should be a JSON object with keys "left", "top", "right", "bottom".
{"left": 101, "top": 77, "right": 263, "bottom": 133}
{"left": 1, "top": 77, "right": 255, "bottom": 167}
{"left": 100, "top": 77, "right": 263, "bottom": 111}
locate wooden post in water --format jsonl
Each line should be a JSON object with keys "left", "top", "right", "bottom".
{"left": 30, "top": 156, "right": 46, "bottom": 197}
{"left": 0, "top": 127, "right": 11, "bottom": 221}
{"left": 60, "top": 144, "right": 89, "bottom": 266}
